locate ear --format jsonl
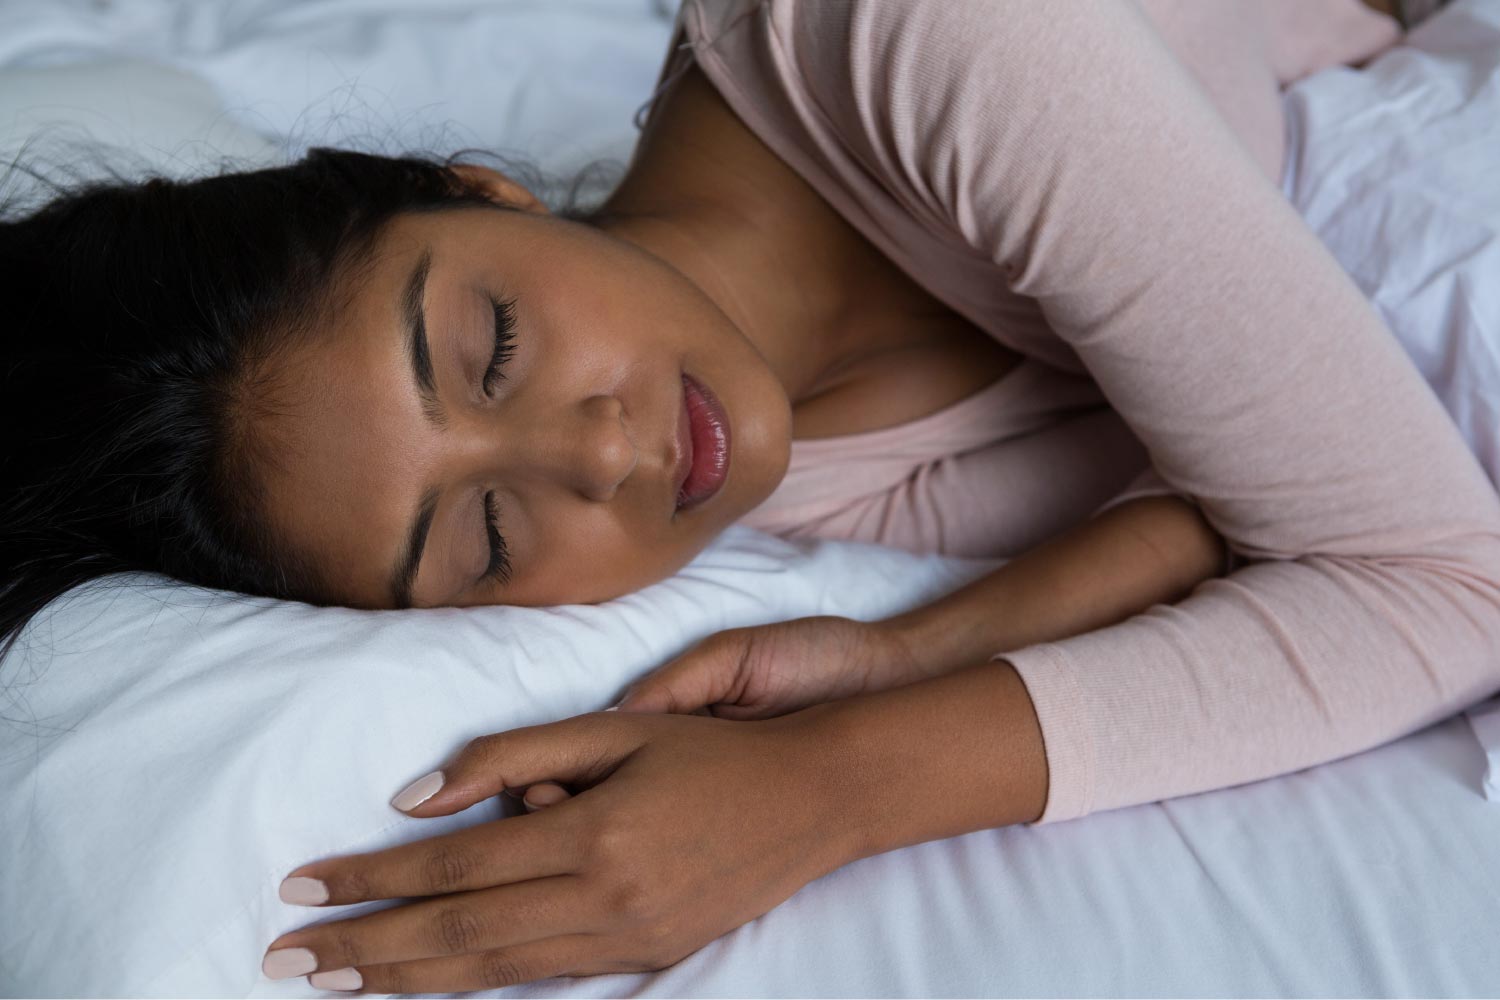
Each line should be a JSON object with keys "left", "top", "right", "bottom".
{"left": 448, "top": 162, "right": 550, "bottom": 216}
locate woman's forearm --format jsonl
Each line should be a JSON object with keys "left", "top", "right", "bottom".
{"left": 789, "top": 496, "right": 1227, "bottom": 855}
{"left": 790, "top": 655, "right": 1050, "bottom": 855}
{"left": 883, "top": 494, "right": 1228, "bottom": 681}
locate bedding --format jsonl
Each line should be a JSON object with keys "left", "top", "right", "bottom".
{"left": 1281, "top": 0, "right": 1500, "bottom": 495}
{"left": 0, "top": 0, "right": 680, "bottom": 210}
{"left": 1277, "top": 0, "right": 1500, "bottom": 791}
{"left": 0, "top": 58, "right": 280, "bottom": 187}
{"left": 2, "top": 0, "right": 1500, "bottom": 996}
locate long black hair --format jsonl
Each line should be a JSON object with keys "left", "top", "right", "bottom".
{"left": 0, "top": 146, "right": 605, "bottom": 661}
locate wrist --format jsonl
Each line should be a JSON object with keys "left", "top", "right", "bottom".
{"left": 865, "top": 616, "right": 942, "bottom": 690}
{"left": 780, "top": 657, "right": 1049, "bottom": 868}
{"left": 881, "top": 586, "right": 1017, "bottom": 681}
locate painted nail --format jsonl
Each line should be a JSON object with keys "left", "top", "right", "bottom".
{"left": 525, "top": 784, "right": 567, "bottom": 811}
{"left": 279, "top": 876, "right": 329, "bottom": 905}
{"left": 309, "top": 967, "right": 363, "bottom": 991}
{"left": 262, "top": 947, "right": 318, "bottom": 979}
{"left": 391, "top": 770, "right": 444, "bottom": 812}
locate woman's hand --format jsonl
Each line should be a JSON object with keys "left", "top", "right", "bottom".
{"left": 261, "top": 709, "right": 853, "bottom": 993}
{"left": 515, "top": 617, "right": 927, "bottom": 814}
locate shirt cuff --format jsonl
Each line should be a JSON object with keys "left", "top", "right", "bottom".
{"left": 990, "top": 643, "right": 1098, "bottom": 824}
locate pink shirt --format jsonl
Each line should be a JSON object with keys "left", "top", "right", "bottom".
{"left": 743, "top": 355, "right": 1185, "bottom": 561}
{"left": 643, "top": 0, "right": 1500, "bottom": 825}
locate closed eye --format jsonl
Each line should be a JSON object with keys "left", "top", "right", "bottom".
{"left": 480, "top": 490, "right": 512, "bottom": 586}
{"left": 479, "top": 295, "right": 517, "bottom": 586}
{"left": 483, "top": 295, "right": 517, "bottom": 396}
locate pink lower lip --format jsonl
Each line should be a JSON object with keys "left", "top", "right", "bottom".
{"left": 676, "top": 372, "right": 730, "bottom": 511}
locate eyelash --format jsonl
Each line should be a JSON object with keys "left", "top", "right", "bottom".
{"left": 479, "top": 296, "right": 518, "bottom": 585}
{"left": 483, "top": 295, "right": 518, "bottom": 397}
{"left": 481, "top": 490, "right": 513, "bottom": 586}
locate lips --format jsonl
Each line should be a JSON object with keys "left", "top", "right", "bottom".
{"left": 674, "top": 372, "right": 731, "bottom": 512}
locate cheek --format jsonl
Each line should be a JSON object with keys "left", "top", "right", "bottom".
{"left": 503, "top": 512, "right": 706, "bottom": 606}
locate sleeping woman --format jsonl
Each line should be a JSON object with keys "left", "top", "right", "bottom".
{"left": 3, "top": 0, "right": 1496, "bottom": 993}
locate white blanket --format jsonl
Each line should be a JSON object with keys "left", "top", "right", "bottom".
{"left": 1279, "top": 0, "right": 1500, "bottom": 800}
{"left": 3, "top": 1, "right": 1500, "bottom": 996}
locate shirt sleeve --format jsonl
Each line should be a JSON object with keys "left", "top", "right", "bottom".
{"left": 792, "top": 0, "right": 1500, "bottom": 823}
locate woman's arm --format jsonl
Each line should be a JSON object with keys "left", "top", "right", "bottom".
{"left": 594, "top": 488, "right": 1232, "bottom": 724}
{"left": 767, "top": 0, "right": 1500, "bottom": 825}
{"left": 884, "top": 493, "right": 1228, "bottom": 682}
{"left": 532, "top": 490, "right": 1229, "bottom": 736}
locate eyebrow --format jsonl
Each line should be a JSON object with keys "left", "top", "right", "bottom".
{"left": 389, "top": 247, "right": 446, "bottom": 610}
{"left": 404, "top": 247, "right": 446, "bottom": 429}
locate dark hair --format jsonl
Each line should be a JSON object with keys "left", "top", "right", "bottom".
{"left": 0, "top": 146, "right": 608, "bottom": 662}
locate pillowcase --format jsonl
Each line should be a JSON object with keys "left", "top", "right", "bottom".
{"left": 0, "top": 525, "right": 992, "bottom": 996}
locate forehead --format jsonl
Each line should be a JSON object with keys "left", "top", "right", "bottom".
{"left": 250, "top": 216, "right": 443, "bottom": 609}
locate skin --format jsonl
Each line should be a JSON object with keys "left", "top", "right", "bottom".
{"left": 254, "top": 62, "right": 1023, "bottom": 611}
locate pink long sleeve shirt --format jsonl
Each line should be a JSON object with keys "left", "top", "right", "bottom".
{"left": 642, "top": 0, "right": 1500, "bottom": 825}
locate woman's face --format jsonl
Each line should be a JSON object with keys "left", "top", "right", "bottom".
{"left": 253, "top": 195, "right": 793, "bottom": 610}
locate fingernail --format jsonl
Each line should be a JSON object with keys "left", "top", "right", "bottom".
{"left": 605, "top": 705, "right": 620, "bottom": 712}
{"left": 524, "top": 798, "right": 541, "bottom": 812}
{"left": 309, "top": 967, "right": 363, "bottom": 991}
{"left": 391, "top": 770, "right": 444, "bottom": 812}
{"left": 278, "top": 876, "right": 329, "bottom": 905}
{"left": 262, "top": 947, "right": 318, "bottom": 979}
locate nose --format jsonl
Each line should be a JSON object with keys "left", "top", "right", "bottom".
{"left": 513, "top": 394, "right": 637, "bottom": 502}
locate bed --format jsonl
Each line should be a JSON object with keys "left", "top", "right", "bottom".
{"left": 2, "top": 1, "right": 1499, "bottom": 996}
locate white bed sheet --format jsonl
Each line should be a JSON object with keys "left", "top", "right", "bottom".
{"left": 2, "top": 1, "right": 1500, "bottom": 997}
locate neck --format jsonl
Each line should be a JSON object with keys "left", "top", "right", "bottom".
{"left": 582, "top": 60, "right": 882, "bottom": 405}
{"left": 591, "top": 195, "right": 862, "bottom": 404}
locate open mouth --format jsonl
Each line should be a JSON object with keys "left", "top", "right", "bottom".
{"left": 675, "top": 371, "right": 731, "bottom": 512}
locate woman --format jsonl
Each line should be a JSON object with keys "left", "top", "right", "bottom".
{"left": 3, "top": 0, "right": 1495, "bottom": 992}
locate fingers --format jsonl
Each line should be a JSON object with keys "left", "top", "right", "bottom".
{"left": 392, "top": 714, "right": 647, "bottom": 817}
{"left": 616, "top": 630, "right": 748, "bottom": 715}
{"left": 278, "top": 809, "right": 581, "bottom": 906}
{"left": 310, "top": 933, "right": 609, "bottom": 993}
{"left": 264, "top": 876, "right": 598, "bottom": 978}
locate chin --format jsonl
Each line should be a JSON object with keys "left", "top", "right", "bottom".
{"left": 751, "top": 405, "right": 795, "bottom": 500}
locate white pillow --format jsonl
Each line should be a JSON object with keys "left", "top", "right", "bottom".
{"left": 0, "top": 526, "right": 991, "bottom": 996}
